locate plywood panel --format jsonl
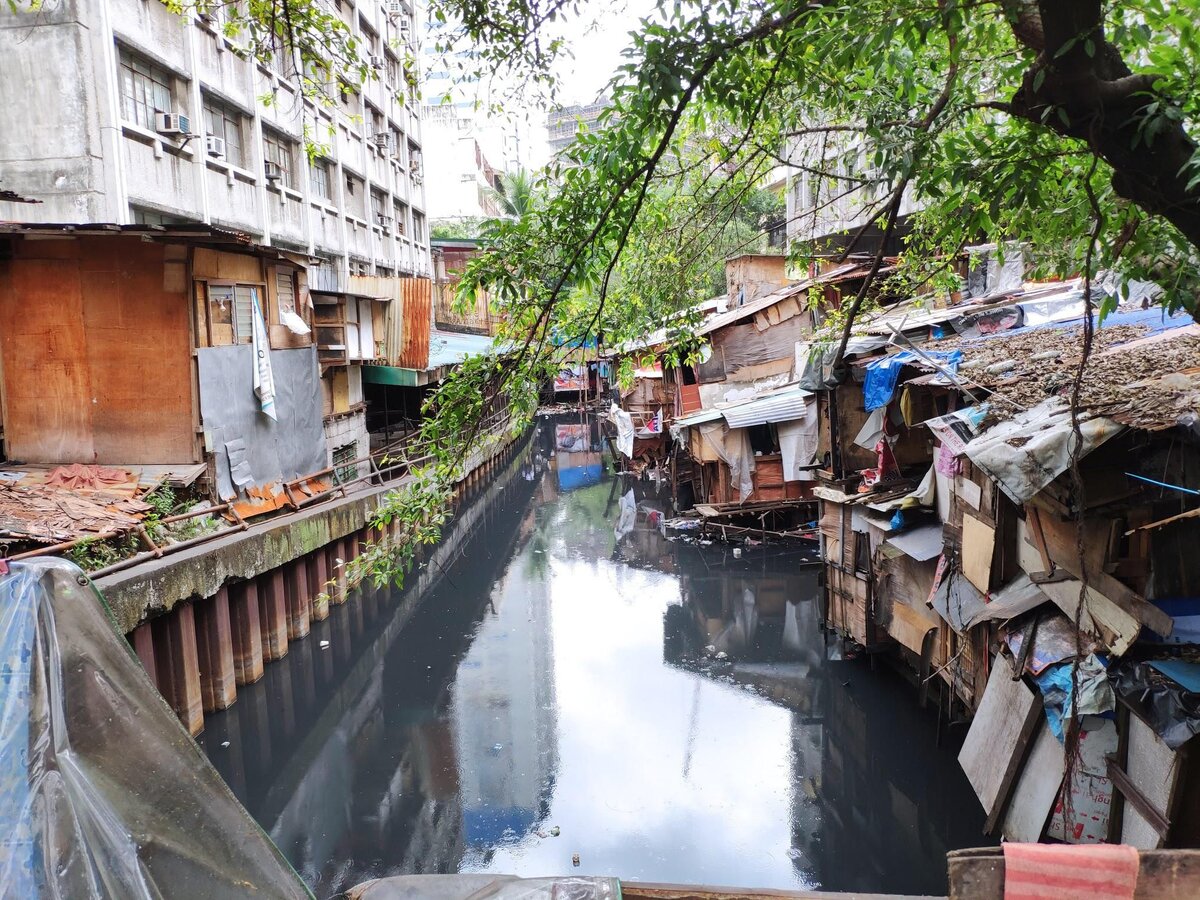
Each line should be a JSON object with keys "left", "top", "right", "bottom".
{"left": 962, "top": 512, "right": 995, "bottom": 593}
{"left": 959, "top": 656, "right": 1041, "bottom": 822}
{"left": 79, "top": 239, "right": 197, "bottom": 463}
{"left": 1121, "top": 715, "right": 1180, "bottom": 849}
{"left": 1002, "top": 722, "right": 1065, "bottom": 842}
{"left": 0, "top": 255, "right": 95, "bottom": 461}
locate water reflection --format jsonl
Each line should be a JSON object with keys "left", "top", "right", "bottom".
{"left": 201, "top": 416, "right": 991, "bottom": 898}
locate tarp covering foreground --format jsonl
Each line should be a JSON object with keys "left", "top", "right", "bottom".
{"left": 0, "top": 559, "right": 311, "bottom": 899}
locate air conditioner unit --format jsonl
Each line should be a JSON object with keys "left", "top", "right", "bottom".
{"left": 205, "top": 135, "right": 226, "bottom": 158}
{"left": 373, "top": 131, "right": 392, "bottom": 151}
{"left": 155, "top": 112, "right": 190, "bottom": 136}
{"left": 376, "top": 213, "right": 392, "bottom": 226}
{"left": 370, "top": 54, "right": 386, "bottom": 71}
{"left": 264, "top": 160, "right": 284, "bottom": 182}
{"left": 398, "top": 19, "right": 412, "bottom": 44}
{"left": 386, "top": 0, "right": 405, "bottom": 18}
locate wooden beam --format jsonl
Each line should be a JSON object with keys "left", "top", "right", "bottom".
{"left": 1109, "top": 758, "right": 1171, "bottom": 838}
{"left": 948, "top": 848, "right": 1200, "bottom": 900}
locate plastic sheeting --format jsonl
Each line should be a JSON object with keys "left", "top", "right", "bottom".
{"left": 0, "top": 558, "right": 311, "bottom": 899}
{"left": 610, "top": 404, "right": 634, "bottom": 458}
{"left": 962, "top": 398, "right": 1125, "bottom": 504}
{"left": 197, "top": 345, "right": 329, "bottom": 501}
{"left": 347, "top": 874, "right": 621, "bottom": 900}
{"left": 862, "top": 349, "right": 963, "bottom": 411}
{"left": 1114, "top": 658, "right": 1200, "bottom": 749}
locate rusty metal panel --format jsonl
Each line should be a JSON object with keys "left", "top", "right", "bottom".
{"left": 398, "top": 276, "right": 431, "bottom": 369}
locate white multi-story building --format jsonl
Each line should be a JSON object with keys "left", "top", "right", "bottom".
{"left": 0, "top": 0, "right": 430, "bottom": 279}
{"left": 784, "top": 135, "right": 917, "bottom": 256}
{"left": 419, "top": 35, "right": 535, "bottom": 221}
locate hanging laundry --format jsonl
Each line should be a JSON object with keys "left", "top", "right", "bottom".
{"left": 250, "top": 288, "right": 277, "bottom": 421}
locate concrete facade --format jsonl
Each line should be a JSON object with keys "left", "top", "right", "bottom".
{"left": 0, "top": 0, "right": 431, "bottom": 279}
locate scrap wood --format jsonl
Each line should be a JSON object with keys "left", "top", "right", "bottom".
{"left": 0, "top": 482, "right": 148, "bottom": 544}
{"left": 1125, "top": 505, "right": 1200, "bottom": 535}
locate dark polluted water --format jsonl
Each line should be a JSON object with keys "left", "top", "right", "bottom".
{"left": 199, "top": 416, "right": 993, "bottom": 897}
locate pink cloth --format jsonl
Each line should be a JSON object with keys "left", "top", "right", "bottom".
{"left": 1002, "top": 842, "right": 1138, "bottom": 900}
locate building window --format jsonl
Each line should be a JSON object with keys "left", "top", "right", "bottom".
{"left": 131, "top": 207, "right": 191, "bottom": 226}
{"left": 203, "top": 97, "right": 245, "bottom": 167}
{"left": 262, "top": 130, "right": 295, "bottom": 187}
{"left": 412, "top": 212, "right": 424, "bottom": 243}
{"left": 275, "top": 269, "right": 297, "bottom": 315}
{"left": 385, "top": 53, "right": 400, "bottom": 87}
{"left": 332, "top": 443, "right": 357, "bottom": 484}
{"left": 118, "top": 49, "right": 175, "bottom": 131}
{"left": 310, "top": 158, "right": 331, "bottom": 200}
{"left": 207, "top": 282, "right": 264, "bottom": 344}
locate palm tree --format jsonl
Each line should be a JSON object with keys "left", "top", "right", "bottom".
{"left": 493, "top": 169, "right": 535, "bottom": 220}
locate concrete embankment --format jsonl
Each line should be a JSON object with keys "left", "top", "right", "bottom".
{"left": 95, "top": 428, "right": 529, "bottom": 735}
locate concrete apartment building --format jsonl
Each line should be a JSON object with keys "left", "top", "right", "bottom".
{"left": 0, "top": 0, "right": 434, "bottom": 477}
{"left": 545, "top": 97, "right": 610, "bottom": 157}
{"left": 0, "top": 0, "right": 430, "bottom": 276}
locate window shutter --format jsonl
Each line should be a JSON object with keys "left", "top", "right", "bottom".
{"left": 233, "top": 285, "right": 256, "bottom": 344}
{"left": 275, "top": 269, "right": 295, "bottom": 315}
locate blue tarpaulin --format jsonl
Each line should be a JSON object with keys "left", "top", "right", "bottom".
{"left": 862, "top": 350, "right": 963, "bottom": 411}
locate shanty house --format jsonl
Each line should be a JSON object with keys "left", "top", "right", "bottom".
{"left": 0, "top": 223, "right": 326, "bottom": 531}
{"left": 802, "top": 267, "right": 1200, "bottom": 848}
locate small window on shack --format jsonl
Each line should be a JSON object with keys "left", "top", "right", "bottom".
{"left": 746, "top": 423, "right": 781, "bottom": 456}
{"left": 332, "top": 443, "right": 357, "bottom": 483}
{"left": 208, "top": 282, "right": 264, "bottom": 344}
{"left": 275, "top": 269, "right": 296, "bottom": 316}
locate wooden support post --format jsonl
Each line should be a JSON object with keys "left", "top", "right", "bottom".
{"left": 152, "top": 604, "right": 204, "bottom": 735}
{"left": 194, "top": 587, "right": 237, "bottom": 712}
{"left": 307, "top": 549, "right": 330, "bottom": 622}
{"left": 129, "top": 622, "right": 157, "bottom": 689}
{"left": 258, "top": 569, "right": 289, "bottom": 661}
{"left": 285, "top": 558, "right": 311, "bottom": 640}
{"left": 229, "top": 580, "right": 264, "bottom": 685}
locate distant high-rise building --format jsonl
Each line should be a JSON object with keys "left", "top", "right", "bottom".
{"left": 546, "top": 97, "right": 611, "bottom": 157}
{"left": 421, "top": 30, "right": 535, "bottom": 220}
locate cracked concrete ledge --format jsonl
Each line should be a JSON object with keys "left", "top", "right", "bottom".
{"left": 95, "top": 431, "right": 523, "bottom": 634}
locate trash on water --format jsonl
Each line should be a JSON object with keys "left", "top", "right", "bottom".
{"left": 572, "top": 853, "right": 581, "bottom": 867}
{"left": 732, "top": 548, "right": 742, "bottom": 559}
{"left": 319, "top": 640, "right": 330, "bottom": 649}
{"left": 220, "top": 741, "right": 230, "bottom": 748}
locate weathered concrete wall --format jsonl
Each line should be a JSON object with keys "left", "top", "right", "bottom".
{"left": 96, "top": 426, "right": 524, "bottom": 635}
{"left": 96, "top": 481, "right": 394, "bottom": 634}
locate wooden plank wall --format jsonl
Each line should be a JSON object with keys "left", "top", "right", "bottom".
{"left": 0, "top": 236, "right": 197, "bottom": 463}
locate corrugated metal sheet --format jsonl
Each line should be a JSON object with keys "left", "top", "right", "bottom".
{"left": 721, "top": 386, "right": 812, "bottom": 428}
{"left": 397, "top": 277, "right": 432, "bottom": 369}
{"left": 674, "top": 385, "right": 812, "bottom": 431}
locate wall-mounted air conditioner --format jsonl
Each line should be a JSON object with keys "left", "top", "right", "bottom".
{"left": 373, "top": 132, "right": 392, "bottom": 151}
{"left": 386, "top": 1, "right": 405, "bottom": 18}
{"left": 155, "top": 112, "right": 190, "bottom": 136}
{"left": 376, "top": 213, "right": 392, "bottom": 226}
{"left": 370, "top": 55, "right": 386, "bottom": 71}
{"left": 205, "top": 135, "right": 226, "bottom": 158}
{"left": 265, "top": 160, "right": 284, "bottom": 182}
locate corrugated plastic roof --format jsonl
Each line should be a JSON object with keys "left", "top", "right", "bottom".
{"left": 426, "top": 330, "right": 497, "bottom": 370}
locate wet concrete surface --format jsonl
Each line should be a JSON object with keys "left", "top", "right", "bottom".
{"left": 200, "top": 416, "right": 993, "bottom": 897}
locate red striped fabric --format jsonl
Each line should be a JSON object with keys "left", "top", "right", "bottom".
{"left": 1003, "top": 843, "right": 1139, "bottom": 900}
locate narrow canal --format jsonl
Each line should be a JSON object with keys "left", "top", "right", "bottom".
{"left": 200, "top": 416, "right": 992, "bottom": 897}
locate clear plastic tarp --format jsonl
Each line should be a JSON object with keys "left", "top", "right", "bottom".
{"left": 347, "top": 874, "right": 622, "bottom": 899}
{"left": 0, "top": 558, "right": 311, "bottom": 899}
